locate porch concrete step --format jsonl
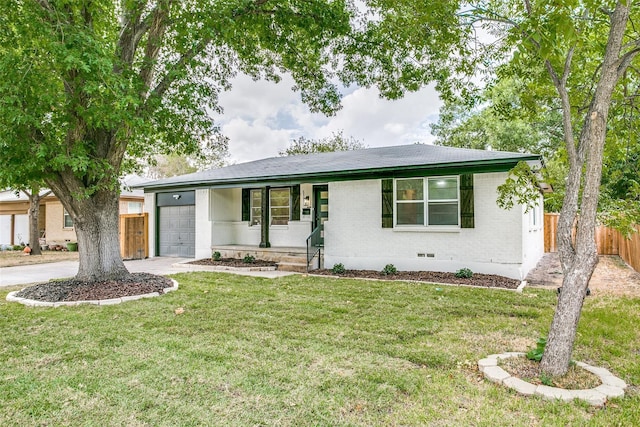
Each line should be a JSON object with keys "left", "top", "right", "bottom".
{"left": 211, "top": 246, "right": 307, "bottom": 264}
{"left": 277, "top": 262, "right": 308, "bottom": 273}
{"left": 279, "top": 255, "right": 307, "bottom": 264}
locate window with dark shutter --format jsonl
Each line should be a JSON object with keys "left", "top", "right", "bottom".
{"left": 291, "top": 185, "right": 300, "bottom": 221}
{"left": 381, "top": 179, "right": 393, "bottom": 228}
{"left": 459, "top": 174, "right": 475, "bottom": 228}
{"left": 241, "top": 188, "right": 250, "bottom": 221}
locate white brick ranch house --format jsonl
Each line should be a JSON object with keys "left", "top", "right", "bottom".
{"left": 139, "top": 144, "right": 544, "bottom": 279}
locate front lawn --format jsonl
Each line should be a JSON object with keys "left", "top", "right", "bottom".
{"left": 1, "top": 273, "right": 638, "bottom": 425}
{"left": 0, "top": 250, "right": 78, "bottom": 267}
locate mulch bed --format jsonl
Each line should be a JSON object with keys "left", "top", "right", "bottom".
{"left": 15, "top": 273, "right": 173, "bottom": 302}
{"left": 189, "top": 258, "right": 278, "bottom": 268}
{"left": 312, "top": 269, "right": 520, "bottom": 289}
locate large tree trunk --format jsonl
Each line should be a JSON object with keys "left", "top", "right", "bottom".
{"left": 540, "top": 2, "right": 630, "bottom": 377}
{"left": 73, "top": 194, "right": 130, "bottom": 282}
{"left": 47, "top": 178, "right": 130, "bottom": 282}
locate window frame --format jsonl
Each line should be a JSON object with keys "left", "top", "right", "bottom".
{"left": 127, "top": 201, "right": 143, "bottom": 214}
{"left": 393, "top": 176, "right": 460, "bottom": 228}
{"left": 269, "top": 187, "right": 291, "bottom": 226}
{"left": 63, "top": 209, "right": 74, "bottom": 229}
{"left": 250, "top": 189, "right": 262, "bottom": 226}
{"left": 247, "top": 187, "right": 292, "bottom": 227}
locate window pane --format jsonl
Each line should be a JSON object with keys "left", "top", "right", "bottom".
{"left": 127, "top": 202, "right": 142, "bottom": 214}
{"left": 396, "top": 202, "right": 424, "bottom": 225}
{"left": 251, "top": 207, "right": 261, "bottom": 225}
{"left": 428, "top": 202, "right": 458, "bottom": 225}
{"left": 270, "top": 188, "right": 290, "bottom": 225}
{"left": 271, "top": 207, "right": 289, "bottom": 217}
{"left": 428, "top": 177, "right": 457, "bottom": 200}
{"left": 397, "top": 179, "right": 424, "bottom": 200}
{"left": 250, "top": 190, "right": 262, "bottom": 226}
{"left": 270, "top": 189, "right": 289, "bottom": 206}
{"left": 64, "top": 210, "right": 74, "bottom": 228}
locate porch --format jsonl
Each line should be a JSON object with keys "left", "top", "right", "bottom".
{"left": 210, "top": 244, "right": 323, "bottom": 273}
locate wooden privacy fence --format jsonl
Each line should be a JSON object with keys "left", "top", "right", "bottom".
{"left": 544, "top": 213, "right": 640, "bottom": 273}
{"left": 119, "top": 213, "right": 148, "bottom": 260}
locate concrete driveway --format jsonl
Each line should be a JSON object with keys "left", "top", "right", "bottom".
{"left": 0, "top": 257, "right": 295, "bottom": 288}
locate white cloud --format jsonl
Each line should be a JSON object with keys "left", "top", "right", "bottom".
{"left": 214, "top": 74, "right": 442, "bottom": 163}
{"left": 221, "top": 118, "right": 293, "bottom": 163}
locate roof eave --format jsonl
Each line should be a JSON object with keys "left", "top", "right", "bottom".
{"left": 141, "top": 155, "right": 540, "bottom": 193}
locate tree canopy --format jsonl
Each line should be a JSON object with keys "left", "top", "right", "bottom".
{"left": 0, "top": 1, "right": 466, "bottom": 280}
{"left": 279, "top": 131, "right": 365, "bottom": 156}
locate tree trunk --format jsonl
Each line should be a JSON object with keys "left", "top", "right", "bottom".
{"left": 26, "top": 188, "right": 51, "bottom": 256}
{"left": 74, "top": 192, "right": 129, "bottom": 282}
{"left": 540, "top": 251, "right": 597, "bottom": 375}
{"left": 47, "top": 180, "right": 130, "bottom": 282}
{"left": 540, "top": 2, "right": 630, "bottom": 377}
{"left": 28, "top": 193, "right": 42, "bottom": 256}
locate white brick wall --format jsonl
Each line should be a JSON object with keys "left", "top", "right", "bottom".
{"left": 520, "top": 194, "right": 545, "bottom": 278}
{"left": 324, "top": 173, "right": 540, "bottom": 279}
{"left": 195, "top": 189, "right": 213, "bottom": 259}
{"left": 143, "top": 193, "right": 156, "bottom": 257}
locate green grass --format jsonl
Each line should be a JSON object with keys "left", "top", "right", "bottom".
{"left": 1, "top": 273, "right": 639, "bottom": 426}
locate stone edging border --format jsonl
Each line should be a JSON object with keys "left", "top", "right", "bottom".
{"left": 478, "top": 352, "right": 627, "bottom": 406}
{"left": 5, "top": 279, "right": 179, "bottom": 307}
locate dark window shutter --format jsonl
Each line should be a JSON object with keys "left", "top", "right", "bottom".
{"left": 241, "top": 188, "right": 250, "bottom": 221}
{"left": 291, "top": 185, "right": 300, "bottom": 221}
{"left": 381, "top": 179, "right": 393, "bottom": 228}
{"left": 460, "top": 174, "right": 475, "bottom": 228}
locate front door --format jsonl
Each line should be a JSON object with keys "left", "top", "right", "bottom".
{"left": 313, "top": 185, "right": 328, "bottom": 246}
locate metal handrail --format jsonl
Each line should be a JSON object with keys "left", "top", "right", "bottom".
{"left": 306, "top": 225, "right": 322, "bottom": 271}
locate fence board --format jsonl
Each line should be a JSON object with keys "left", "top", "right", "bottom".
{"left": 544, "top": 213, "right": 559, "bottom": 253}
{"left": 544, "top": 213, "right": 639, "bottom": 273}
{"left": 618, "top": 225, "right": 640, "bottom": 273}
{"left": 119, "top": 213, "right": 148, "bottom": 260}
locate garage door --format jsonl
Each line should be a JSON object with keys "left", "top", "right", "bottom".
{"left": 158, "top": 205, "right": 196, "bottom": 257}
{"left": 0, "top": 214, "right": 28, "bottom": 246}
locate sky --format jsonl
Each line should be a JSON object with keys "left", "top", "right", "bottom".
{"left": 213, "top": 73, "right": 444, "bottom": 164}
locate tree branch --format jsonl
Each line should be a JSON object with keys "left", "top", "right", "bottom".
{"left": 544, "top": 49, "right": 577, "bottom": 165}
{"left": 138, "top": 0, "right": 173, "bottom": 90}
{"left": 117, "top": 1, "right": 163, "bottom": 69}
{"left": 616, "top": 46, "right": 640, "bottom": 80}
{"left": 34, "top": 0, "right": 53, "bottom": 14}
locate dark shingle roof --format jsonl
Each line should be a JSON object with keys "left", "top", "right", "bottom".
{"left": 141, "top": 144, "right": 539, "bottom": 191}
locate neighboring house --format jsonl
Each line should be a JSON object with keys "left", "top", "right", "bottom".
{"left": 0, "top": 179, "right": 145, "bottom": 247}
{"left": 139, "top": 144, "right": 545, "bottom": 279}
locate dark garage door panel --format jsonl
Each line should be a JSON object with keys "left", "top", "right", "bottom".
{"left": 158, "top": 205, "right": 196, "bottom": 257}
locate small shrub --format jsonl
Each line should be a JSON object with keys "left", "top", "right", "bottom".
{"left": 243, "top": 254, "right": 255, "bottom": 264}
{"left": 331, "top": 263, "right": 346, "bottom": 274}
{"left": 455, "top": 268, "right": 473, "bottom": 278}
{"left": 13, "top": 245, "right": 25, "bottom": 251}
{"left": 212, "top": 251, "right": 222, "bottom": 261}
{"left": 526, "top": 336, "right": 547, "bottom": 362}
{"left": 539, "top": 372, "right": 553, "bottom": 386}
{"left": 381, "top": 264, "right": 397, "bottom": 276}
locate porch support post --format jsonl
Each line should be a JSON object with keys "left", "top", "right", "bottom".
{"left": 259, "top": 186, "right": 270, "bottom": 248}
{"left": 10, "top": 214, "right": 15, "bottom": 246}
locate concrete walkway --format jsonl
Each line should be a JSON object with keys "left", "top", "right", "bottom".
{"left": 0, "top": 257, "right": 295, "bottom": 288}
